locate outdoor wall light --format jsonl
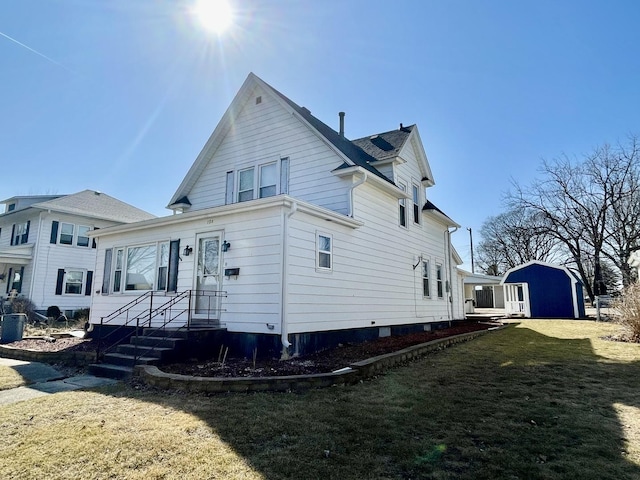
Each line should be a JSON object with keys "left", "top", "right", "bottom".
{"left": 183, "top": 245, "right": 193, "bottom": 256}
{"left": 222, "top": 240, "right": 231, "bottom": 252}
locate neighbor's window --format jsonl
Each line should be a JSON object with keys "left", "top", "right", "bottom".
{"left": 317, "top": 233, "right": 332, "bottom": 270}
{"left": 436, "top": 264, "right": 444, "bottom": 298}
{"left": 59, "top": 223, "right": 74, "bottom": 245}
{"left": 125, "top": 244, "right": 157, "bottom": 291}
{"left": 156, "top": 242, "right": 169, "bottom": 291}
{"left": 398, "top": 182, "right": 407, "bottom": 228}
{"left": 77, "top": 225, "right": 91, "bottom": 247}
{"left": 422, "top": 260, "right": 430, "bottom": 297}
{"left": 259, "top": 162, "right": 277, "bottom": 198}
{"left": 64, "top": 270, "right": 84, "bottom": 295}
{"left": 113, "top": 248, "right": 124, "bottom": 292}
{"left": 12, "top": 221, "right": 29, "bottom": 245}
{"left": 412, "top": 184, "right": 421, "bottom": 224}
{"left": 238, "top": 168, "right": 255, "bottom": 202}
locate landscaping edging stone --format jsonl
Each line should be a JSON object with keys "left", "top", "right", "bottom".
{"left": 0, "top": 344, "right": 96, "bottom": 366}
{"left": 134, "top": 325, "right": 506, "bottom": 393}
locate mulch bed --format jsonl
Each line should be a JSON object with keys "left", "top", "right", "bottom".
{"left": 163, "top": 322, "right": 497, "bottom": 378}
{"left": 3, "top": 322, "right": 499, "bottom": 378}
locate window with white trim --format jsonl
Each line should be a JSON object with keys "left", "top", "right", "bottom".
{"left": 436, "top": 263, "right": 444, "bottom": 298}
{"left": 238, "top": 168, "right": 255, "bottom": 202}
{"left": 60, "top": 223, "right": 74, "bottom": 245}
{"left": 412, "top": 183, "right": 421, "bottom": 224}
{"left": 398, "top": 182, "right": 407, "bottom": 228}
{"left": 12, "top": 222, "right": 29, "bottom": 245}
{"left": 157, "top": 242, "right": 169, "bottom": 291}
{"left": 64, "top": 270, "right": 85, "bottom": 295}
{"left": 259, "top": 162, "right": 277, "bottom": 198}
{"left": 113, "top": 248, "right": 124, "bottom": 292}
{"left": 125, "top": 244, "right": 157, "bottom": 291}
{"left": 422, "top": 260, "right": 430, "bottom": 298}
{"left": 317, "top": 233, "right": 332, "bottom": 270}
{"left": 77, "top": 225, "right": 91, "bottom": 247}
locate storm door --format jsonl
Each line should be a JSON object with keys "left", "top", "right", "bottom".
{"left": 194, "top": 234, "right": 222, "bottom": 319}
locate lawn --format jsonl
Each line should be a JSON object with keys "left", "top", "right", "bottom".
{"left": 0, "top": 320, "right": 639, "bottom": 479}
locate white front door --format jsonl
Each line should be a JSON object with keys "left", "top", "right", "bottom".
{"left": 194, "top": 234, "right": 222, "bottom": 319}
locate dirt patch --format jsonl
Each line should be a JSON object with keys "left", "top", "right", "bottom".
{"left": 5, "top": 336, "right": 97, "bottom": 353}
{"left": 162, "top": 322, "right": 497, "bottom": 378}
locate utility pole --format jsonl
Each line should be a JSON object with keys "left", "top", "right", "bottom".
{"left": 467, "top": 227, "right": 474, "bottom": 273}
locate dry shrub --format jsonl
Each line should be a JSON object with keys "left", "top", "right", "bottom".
{"left": 613, "top": 283, "right": 640, "bottom": 341}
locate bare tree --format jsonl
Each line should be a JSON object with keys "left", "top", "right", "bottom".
{"left": 476, "top": 209, "right": 559, "bottom": 275}
{"left": 507, "top": 135, "right": 640, "bottom": 301}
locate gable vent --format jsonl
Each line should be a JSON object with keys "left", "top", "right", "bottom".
{"left": 256, "top": 96, "right": 262, "bottom": 105}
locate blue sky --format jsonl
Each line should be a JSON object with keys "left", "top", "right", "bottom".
{"left": 1, "top": 0, "right": 639, "bottom": 270}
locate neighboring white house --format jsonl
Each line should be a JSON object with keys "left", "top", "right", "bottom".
{"left": 89, "top": 73, "right": 465, "bottom": 356}
{"left": 0, "top": 190, "right": 154, "bottom": 316}
{"left": 461, "top": 270, "right": 505, "bottom": 310}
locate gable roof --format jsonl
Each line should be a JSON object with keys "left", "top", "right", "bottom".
{"left": 168, "top": 73, "right": 406, "bottom": 209}
{"left": 351, "top": 125, "right": 414, "bottom": 161}
{"left": 500, "top": 260, "right": 583, "bottom": 286}
{"left": 30, "top": 190, "right": 155, "bottom": 223}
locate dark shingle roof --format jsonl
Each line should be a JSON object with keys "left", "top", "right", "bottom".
{"left": 263, "top": 79, "right": 395, "bottom": 184}
{"left": 423, "top": 200, "right": 458, "bottom": 226}
{"left": 351, "top": 126, "right": 414, "bottom": 162}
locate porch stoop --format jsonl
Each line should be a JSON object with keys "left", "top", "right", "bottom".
{"left": 88, "top": 328, "right": 189, "bottom": 380}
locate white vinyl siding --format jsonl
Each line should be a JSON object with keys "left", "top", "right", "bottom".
{"left": 184, "top": 85, "right": 349, "bottom": 214}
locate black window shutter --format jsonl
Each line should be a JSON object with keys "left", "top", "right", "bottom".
{"left": 167, "top": 240, "right": 180, "bottom": 292}
{"left": 85, "top": 271, "right": 93, "bottom": 296}
{"left": 22, "top": 221, "right": 30, "bottom": 244}
{"left": 55, "top": 269, "right": 65, "bottom": 295}
{"left": 102, "top": 249, "right": 112, "bottom": 295}
{"left": 6, "top": 268, "right": 12, "bottom": 294}
{"left": 92, "top": 227, "right": 99, "bottom": 248}
{"left": 50, "top": 221, "right": 59, "bottom": 244}
{"left": 16, "top": 267, "right": 24, "bottom": 293}
{"left": 10, "top": 225, "right": 15, "bottom": 246}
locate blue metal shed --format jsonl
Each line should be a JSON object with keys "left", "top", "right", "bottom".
{"left": 500, "top": 261, "right": 586, "bottom": 318}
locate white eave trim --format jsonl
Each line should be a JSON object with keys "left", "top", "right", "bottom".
{"left": 333, "top": 166, "right": 409, "bottom": 199}
{"left": 90, "top": 195, "right": 363, "bottom": 238}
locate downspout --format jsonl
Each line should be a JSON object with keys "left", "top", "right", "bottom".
{"left": 280, "top": 201, "right": 298, "bottom": 358}
{"left": 445, "top": 226, "right": 458, "bottom": 320}
{"left": 348, "top": 171, "right": 367, "bottom": 217}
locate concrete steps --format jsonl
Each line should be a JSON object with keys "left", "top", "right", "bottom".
{"left": 88, "top": 329, "right": 187, "bottom": 380}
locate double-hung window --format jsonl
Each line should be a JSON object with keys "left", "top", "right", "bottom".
{"left": 412, "top": 184, "right": 421, "bottom": 224}
{"left": 77, "top": 225, "right": 91, "bottom": 247}
{"left": 113, "top": 248, "right": 124, "bottom": 292}
{"left": 11, "top": 221, "right": 29, "bottom": 245}
{"left": 60, "top": 223, "right": 74, "bottom": 245}
{"left": 238, "top": 168, "right": 255, "bottom": 202}
{"left": 398, "top": 182, "right": 407, "bottom": 228}
{"left": 422, "top": 260, "right": 430, "bottom": 298}
{"left": 317, "top": 233, "right": 332, "bottom": 270}
{"left": 259, "top": 163, "right": 277, "bottom": 198}
{"left": 156, "top": 242, "right": 170, "bottom": 291}
{"left": 436, "top": 264, "right": 444, "bottom": 298}
{"left": 64, "top": 270, "right": 84, "bottom": 294}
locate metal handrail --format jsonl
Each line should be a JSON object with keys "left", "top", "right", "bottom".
{"left": 95, "top": 289, "right": 227, "bottom": 363}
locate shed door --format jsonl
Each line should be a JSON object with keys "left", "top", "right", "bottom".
{"left": 194, "top": 235, "right": 221, "bottom": 319}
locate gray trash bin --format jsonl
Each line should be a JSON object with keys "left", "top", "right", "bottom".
{"left": 1, "top": 313, "right": 26, "bottom": 343}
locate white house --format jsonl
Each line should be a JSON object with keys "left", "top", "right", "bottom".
{"left": 0, "top": 190, "right": 154, "bottom": 317}
{"left": 89, "top": 73, "right": 465, "bottom": 357}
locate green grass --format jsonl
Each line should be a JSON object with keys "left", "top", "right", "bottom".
{"left": 0, "top": 320, "right": 639, "bottom": 479}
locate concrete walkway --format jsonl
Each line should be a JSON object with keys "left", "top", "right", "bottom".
{"left": 0, "top": 357, "right": 118, "bottom": 406}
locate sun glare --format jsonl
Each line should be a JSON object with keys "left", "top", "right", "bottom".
{"left": 193, "top": 0, "right": 234, "bottom": 35}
